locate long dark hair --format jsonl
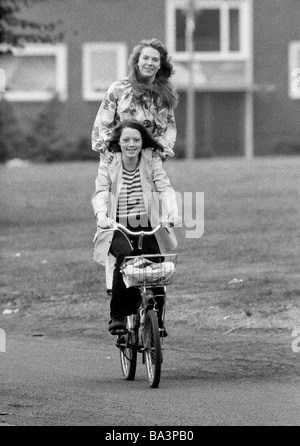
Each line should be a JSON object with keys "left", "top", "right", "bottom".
{"left": 128, "top": 38, "right": 178, "bottom": 110}
{"left": 107, "top": 120, "right": 164, "bottom": 153}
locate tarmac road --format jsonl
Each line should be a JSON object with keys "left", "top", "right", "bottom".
{"left": 1, "top": 333, "right": 300, "bottom": 426}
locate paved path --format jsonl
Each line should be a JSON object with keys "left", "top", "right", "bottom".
{"left": 1, "top": 334, "right": 300, "bottom": 426}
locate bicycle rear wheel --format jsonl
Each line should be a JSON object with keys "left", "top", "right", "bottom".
{"left": 119, "top": 331, "right": 137, "bottom": 381}
{"left": 143, "top": 309, "right": 161, "bottom": 388}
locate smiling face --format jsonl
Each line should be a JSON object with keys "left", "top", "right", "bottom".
{"left": 137, "top": 46, "right": 161, "bottom": 83}
{"left": 119, "top": 127, "right": 143, "bottom": 166}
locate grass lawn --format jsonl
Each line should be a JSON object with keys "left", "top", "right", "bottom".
{"left": 0, "top": 156, "right": 299, "bottom": 337}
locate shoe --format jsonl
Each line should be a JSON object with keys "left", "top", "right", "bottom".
{"left": 158, "top": 316, "right": 168, "bottom": 338}
{"left": 159, "top": 328, "right": 168, "bottom": 338}
{"left": 108, "top": 318, "right": 126, "bottom": 333}
{"left": 116, "top": 335, "right": 126, "bottom": 346}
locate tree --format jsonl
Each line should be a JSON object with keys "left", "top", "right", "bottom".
{"left": 0, "top": 0, "right": 64, "bottom": 54}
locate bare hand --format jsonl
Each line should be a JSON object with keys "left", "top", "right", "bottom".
{"left": 97, "top": 215, "right": 115, "bottom": 229}
{"left": 168, "top": 215, "right": 182, "bottom": 227}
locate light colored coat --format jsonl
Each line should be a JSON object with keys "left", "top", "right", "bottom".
{"left": 92, "top": 149, "right": 178, "bottom": 265}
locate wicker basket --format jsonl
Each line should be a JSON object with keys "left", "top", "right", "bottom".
{"left": 121, "top": 254, "right": 178, "bottom": 288}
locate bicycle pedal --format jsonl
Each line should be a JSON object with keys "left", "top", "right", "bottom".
{"left": 116, "top": 341, "right": 127, "bottom": 348}
{"left": 110, "top": 328, "right": 128, "bottom": 336}
{"left": 116, "top": 335, "right": 126, "bottom": 343}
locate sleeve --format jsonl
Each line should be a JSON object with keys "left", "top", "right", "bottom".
{"left": 91, "top": 161, "right": 112, "bottom": 217}
{"left": 91, "top": 82, "right": 119, "bottom": 154}
{"left": 155, "top": 109, "right": 177, "bottom": 158}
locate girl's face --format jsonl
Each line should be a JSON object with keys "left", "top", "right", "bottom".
{"left": 119, "top": 127, "right": 143, "bottom": 164}
{"left": 137, "top": 46, "right": 161, "bottom": 83}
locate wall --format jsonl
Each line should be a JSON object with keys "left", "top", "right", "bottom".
{"left": 10, "top": 0, "right": 167, "bottom": 141}
{"left": 7, "top": 0, "right": 300, "bottom": 157}
{"left": 253, "top": 0, "right": 300, "bottom": 155}
{"left": 175, "top": 92, "right": 245, "bottom": 157}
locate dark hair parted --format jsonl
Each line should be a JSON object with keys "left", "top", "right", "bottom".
{"left": 128, "top": 38, "right": 178, "bottom": 110}
{"left": 107, "top": 120, "right": 164, "bottom": 153}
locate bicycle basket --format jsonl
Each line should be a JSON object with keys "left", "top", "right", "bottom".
{"left": 120, "top": 254, "right": 178, "bottom": 288}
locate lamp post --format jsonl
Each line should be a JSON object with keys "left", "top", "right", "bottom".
{"left": 185, "top": 0, "right": 195, "bottom": 159}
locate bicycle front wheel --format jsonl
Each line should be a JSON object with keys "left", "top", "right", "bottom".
{"left": 119, "top": 331, "right": 137, "bottom": 381}
{"left": 143, "top": 309, "right": 161, "bottom": 388}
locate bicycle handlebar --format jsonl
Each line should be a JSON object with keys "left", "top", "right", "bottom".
{"left": 118, "top": 222, "right": 166, "bottom": 236}
{"left": 99, "top": 221, "right": 168, "bottom": 236}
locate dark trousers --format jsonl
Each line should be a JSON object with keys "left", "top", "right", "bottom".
{"left": 109, "top": 221, "right": 164, "bottom": 320}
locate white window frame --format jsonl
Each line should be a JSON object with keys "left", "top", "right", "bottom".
{"left": 165, "top": 0, "right": 251, "bottom": 61}
{"left": 82, "top": 42, "right": 127, "bottom": 101}
{"left": 1, "top": 44, "right": 68, "bottom": 102}
{"left": 289, "top": 41, "right": 300, "bottom": 99}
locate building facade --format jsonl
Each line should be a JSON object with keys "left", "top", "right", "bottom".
{"left": 1, "top": 0, "right": 300, "bottom": 158}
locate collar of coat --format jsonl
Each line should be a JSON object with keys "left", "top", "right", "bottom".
{"left": 107, "top": 148, "right": 156, "bottom": 175}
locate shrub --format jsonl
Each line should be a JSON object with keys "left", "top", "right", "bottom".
{"left": 0, "top": 139, "right": 8, "bottom": 163}
{"left": 0, "top": 97, "right": 25, "bottom": 161}
{"left": 22, "top": 96, "right": 99, "bottom": 163}
{"left": 71, "top": 137, "right": 99, "bottom": 161}
{"left": 273, "top": 139, "right": 300, "bottom": 156}
{"left": 23, "top": 95, "right": 69, "bottom": 162}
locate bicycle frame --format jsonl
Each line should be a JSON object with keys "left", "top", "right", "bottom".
{"left": 97, "top": 221, "right": 176, "bottom": 388}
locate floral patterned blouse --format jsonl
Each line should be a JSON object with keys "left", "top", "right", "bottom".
{"left": 91, "top": 78, "right": 177, "bottom": 158}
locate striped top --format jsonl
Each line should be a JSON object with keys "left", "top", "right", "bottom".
{"left": 117, "top": 165, "right": 147, "bottom": 221}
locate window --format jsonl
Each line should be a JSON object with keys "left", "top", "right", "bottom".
{"left": 194, "top": 9, "right": 220, "bottom": 52}
{"left": 82, "top": 42, "right": 127, "bottom": 101}
{"left": 166, "top": 0, "right": 250, "bottom": 59}
{"left": 289, "top": 41, "right": 300, "bottom": 99}
{"left": 0, "top": 44, "right": 68, "bottom": 101}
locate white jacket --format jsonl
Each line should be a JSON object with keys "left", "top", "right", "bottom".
{"left": 92, "top": 149, "right": 178, "bottom": 265}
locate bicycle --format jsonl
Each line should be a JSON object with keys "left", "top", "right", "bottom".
{"left": 99, "top": 222, "right": 178, "bottom": 388}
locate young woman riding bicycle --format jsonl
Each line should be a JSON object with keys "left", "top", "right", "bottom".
{"left": 92, "top": 120, "right": 181, "bottom": 334}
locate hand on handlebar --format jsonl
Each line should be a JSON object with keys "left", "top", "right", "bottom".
{"left": 96, "top": 213, "right": 181, "bottom": 231}
{"left": 160, "top": 214, "right": 182, "bottom": 228}
{"left": 96, "top": 213, "right": 115, "bottom": 229}
{"left": 167, "top": 214, "right": 182, "bottom": 227}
